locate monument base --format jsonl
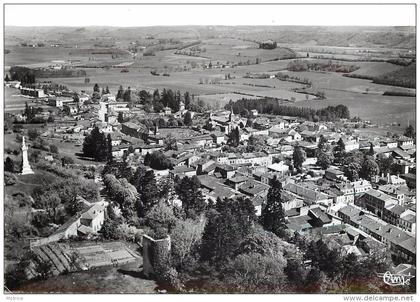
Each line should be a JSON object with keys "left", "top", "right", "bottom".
{"left": 21, "top": 167, "right": 34, "bottom": 175}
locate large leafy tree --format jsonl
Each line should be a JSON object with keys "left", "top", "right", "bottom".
{"left": 223, "top": 252, "right": 286, "bottom": 293}
{"left": 146, "top": 151, "right": 173, "bottom": 170}
{"left": 343, "top": 150, "right": 364, "bottom": 166}
{"left": 170, "top": 217, "right": 206, "bottom": 270}
{"left": 131, "top": 167, "right": 159, "bottom": 215}
{"left": 201, "top": 197, "right": 256, "bottom": 265}
{"left": 343, "top": 162, "right": 362, "bottom": 181}
{"left": 305, "top": 239, "right": 342, "bottom": 279}
{"left": 316, "top": 150, "right": 332, "bottom": 170}
{"left": 175, "top": 176, "right": 206, "bottom": 219}
{"left": 285, "top": 258, "right": 306, "bottom": 289}
{"left": 360, "top": 156, "right": 380, "bottom": 180}
{"left": 261, "top": 177, "right": 287, "bottom": 238}
{"left": 102, "top": 174, "right": 138, "bottom": 220}
{"left": 376, "top": 154, "right": 395, "bottom": 175}
{"left": 82, "top": 127, "right": 109, "bottom": 161}
{"left": 145, "top": 201, "right": 177, "bottom": 232}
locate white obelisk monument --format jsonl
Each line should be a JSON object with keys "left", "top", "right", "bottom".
{"left": 21, "top": 136, "right": 34, "bottom": 175}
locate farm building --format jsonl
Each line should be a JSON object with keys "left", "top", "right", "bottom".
{"left": 48, "top": 96, "right": 74, "bottom": 108}
{"left": 20, "top": 87, "right": 45, "bottom": 98}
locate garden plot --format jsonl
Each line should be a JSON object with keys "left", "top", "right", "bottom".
{"left": 28, "top": 241, "right": 139, "bottom": 278}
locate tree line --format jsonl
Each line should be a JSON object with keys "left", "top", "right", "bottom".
{"left": 287, "top": 60, "right": 359, "bottom": 73}
{"left": 226, "top": 98, "right": 350, "bottom": 121}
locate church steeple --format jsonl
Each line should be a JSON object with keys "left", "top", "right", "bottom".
{"left": 229, "top": 106, "right": 234, "bottom": 122}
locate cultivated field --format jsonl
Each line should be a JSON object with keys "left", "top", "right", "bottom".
{"left": 194, "top": 38, "right": 296, "bottom": 64}
{"left": 5, "top": 46, "right": 131, "bottom": 69}
{"left": 5, "top": 30, "right": 416, "bottom": 129}
{"left": 348, "top": 62, "right": 404, "bottom": 78}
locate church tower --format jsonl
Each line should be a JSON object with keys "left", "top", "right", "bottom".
{"left": 21, "top": 136, "right": 34, "bottom": 175}
{"left": 229, "top": 106, "right": 234, "bottom": 122}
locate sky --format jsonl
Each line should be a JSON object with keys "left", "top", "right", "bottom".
{"left": 4, "top": 4, "right": 416, "bottom": 27}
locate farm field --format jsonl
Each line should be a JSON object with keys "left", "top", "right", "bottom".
{"left": 285, "top": 69, "right": 415, "bottom": 94}
{"left": 228, "top": 88, "right": 315, "bottom": 101}
{"left": 348, "top": 62, "right": 403, "bottom": 78}
{"left": 5, "top": 46, "right": 131, "bottom": 68}
{"left": 5, "top": 33, "right": 416, "bottom": 129}
{"left": 281, "top": 43, "right": 411, "bottom": 58}
{"left": 38, "top": 58, "right": 416, "bottom": 127}
{"left": 196, "top": 93, "right": 263, "bottom": 108}
{"left": 184, "top": 38, "right": 296, "bottom": 64}
{"left": 297, "top": 90, "right": 415, "bottom": 127}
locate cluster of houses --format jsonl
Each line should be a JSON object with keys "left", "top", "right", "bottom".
{"left": 109, "top": 109, "right": 415, "bottom": 264}
{"left": 5, "top": 78, "right": 416, "bottom": 268}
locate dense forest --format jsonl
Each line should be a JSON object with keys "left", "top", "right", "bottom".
{"left": 226, "top": 98, "right": 350, "bottom": 121}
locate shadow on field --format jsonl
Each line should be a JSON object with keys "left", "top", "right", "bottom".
{"left": 117, "top": 266, "right": 147, "bottom": 279}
